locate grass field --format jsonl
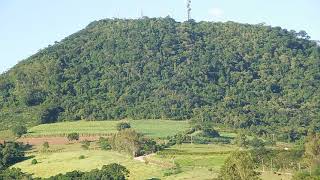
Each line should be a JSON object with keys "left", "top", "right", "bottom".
{"left": 13, "top": 143, "right": 163, "bottom": 179}
{"left": 9, "top": 120, "right": 293, "bottom": 180}
{"left": 26, "top": 119, "right": 189, "bottom": 138}
{"left": 13, "top": 143, "right": 234, "bottom": 180}
{"left": 147, "top": 144, "right": 235, "bottom": 179}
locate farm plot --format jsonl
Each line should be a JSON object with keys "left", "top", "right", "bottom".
{"left": 26, "top": 119, "right": 189, "bottom": 138}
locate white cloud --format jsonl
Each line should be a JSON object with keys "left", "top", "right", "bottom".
{"left": 208, "top": 8, "right": 224, "bottom": 18}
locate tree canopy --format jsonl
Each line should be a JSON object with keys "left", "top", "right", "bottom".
{"left": 0, "top": 18, "right": 319, "bottom": 140}
{"left": 218, "top": 151, "right": 260, "bottom": 180}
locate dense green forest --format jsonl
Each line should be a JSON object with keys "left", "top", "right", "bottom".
{"left": 0, "top": 17, "right": 319, "bottom": 141}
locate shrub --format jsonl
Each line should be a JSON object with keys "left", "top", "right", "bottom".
{"left": 81, "top": 140, "right": 90, "bottom": 150}
{"left": 202, "top": 127, "right": 220, "bottom": 138}
{"left": 163, "top": 163, "right": 182, "bottom": 176}
{"left": 67, "top": 133, "right": 79, "bottom": 141}
{"left": 192, "top": 135, "right": 210, "bottom": 144}
{"left": 116, "top": 122, "right": 131, "bottom": 131}
{"left": 12, "top": 125, "right": 27, "bottom": 138}
{"left": 139, "top": 138, "right": 163, "bottom": 156}
{"left": 264, "top": 139, "right": 276, "bottom": 146}
{"left": 166, "top": 133, "right": 188, "bottom": 146}
{"left": 250, "top": 137, "right": 265, "bottom": 149}
{"left": 98, "top": 137, "right": 111, "bottom": 150}
{"left": 31, "top": 159, "right": 38, "bottom": 165}
{"left": 42, "top": 141, "right": 49, "bottom": 150}
{"left": 79, "top": 155, "right": 85, "bottom": 159}
{"left": 234, "top": 132, "right": 249, "bottom": 148}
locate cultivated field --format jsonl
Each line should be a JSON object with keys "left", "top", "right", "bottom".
{"left": 26, "top": 119, "right": 189, "bottom": 138}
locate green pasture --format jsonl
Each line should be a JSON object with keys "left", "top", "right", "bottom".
{"left": 13, "top": 143, "right": 236, "bottom": 180}
{"left": 26, "top": 119, "right": 189, "bottom": 138}
{"left": 13, "top": 144, "right": 163, "bottom": 179}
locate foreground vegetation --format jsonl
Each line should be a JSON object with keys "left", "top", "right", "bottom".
{"left": 1, "top": 118, "right": 320, "bottom": 180}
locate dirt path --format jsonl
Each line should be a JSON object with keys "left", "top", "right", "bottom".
{"left": 17, "top": 136, "right": 102, "bottom": 146}
{"left": 134, "top": 153, "right": 155, "bottom": 162}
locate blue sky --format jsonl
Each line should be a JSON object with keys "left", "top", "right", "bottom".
{"left": 1, "top": 0, "right": 319, "bottom": 73}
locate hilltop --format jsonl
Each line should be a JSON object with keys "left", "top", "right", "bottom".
{"left": 0, "top": 17, "right": 319, "bottom": 140}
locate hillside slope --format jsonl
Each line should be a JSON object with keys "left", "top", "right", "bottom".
{"left": 0, "top": 18, "right": 319, "bottom": 140}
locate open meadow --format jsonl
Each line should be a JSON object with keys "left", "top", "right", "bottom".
{"left": 13, "top": 143, "right": 234, "bottom": 180}
{"left": 7, "top": 120, "right": 293, "bottom": 180}
{"left": 12, "top": 120, "right": 236, "bottom": 179}
{"left": 25, "top": 119, "right": 190, "bottom": 138}
{"left": 13, "top": 143, "right": 164, "bottom": 179}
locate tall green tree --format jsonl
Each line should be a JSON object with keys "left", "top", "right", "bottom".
{"left": 218, "top": 151, "right": 260, "bottom": 180}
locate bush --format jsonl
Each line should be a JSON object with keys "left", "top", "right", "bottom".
{"left": 81, "top": 140, "right": 90, "bottom": 150}
{"left": 98, "top": 137, "right": 112, "bottom": 150}
{"left": 116, "top": 122, "right": 131, "bottom": 131}
{"left": 210, "top": 137, "right": 231, "bottom": 144}
{"left": 78, "top": 155, "right": 85, "bottom": 159}
{"left": 234, "top": 132, "right": 249, "bottom": 148}
{"left": 12, "top": 125, "right": 27, "bottom": 138}
{"left": 192, "top": 136, "right": 212, "bottom": 144}
{"left": 163, "top": 163, "right": 182, "bottom": 176}
{"left": 31, "top": 159, "right": 38, "bottom": 165}
{"left": 42, "top": 141, "right": 49, "bottom": 150}
{"left": 67, "top": 133, "right": 79, "bottom": 141}
{"left": 264, "top": 139, "right": 276, "bottom": 146}
{"left": 202, "top": 128, "right": 220, "bottom": 138}
{"left": 139, "top": 138, "right": 163, "bottom": 156}
{"left": 249, "top": 137, "right": 265, "bottom": 149}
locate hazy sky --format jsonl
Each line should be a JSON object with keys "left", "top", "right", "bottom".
{"left": 1, "top": 0, "right": 319, "bottom": 73}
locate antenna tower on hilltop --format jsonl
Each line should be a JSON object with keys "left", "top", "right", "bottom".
{"left": 187, "top": 0, "right": 191, "bottom": 21}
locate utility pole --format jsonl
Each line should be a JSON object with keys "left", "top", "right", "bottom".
{"left": 187, "top": 0, "right": 191, "bottom": 21}
{"left": 272, "top": 134, "right": 275, "bottom": 142}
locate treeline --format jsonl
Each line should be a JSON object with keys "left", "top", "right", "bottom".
{"left": 0, "top": 17, "right": 319, "bottom": 141}
{"left": 0, "top": 142, "right": 26, "bottom": 170}
{"left": 0, "top": 163, "right": 129, "bottom": 180}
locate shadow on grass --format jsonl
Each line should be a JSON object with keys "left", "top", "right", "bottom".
{"left": 22, "top": 155, "right": 36, "bottom": 161}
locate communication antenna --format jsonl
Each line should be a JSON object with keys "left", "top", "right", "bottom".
{"left": 187, "top": 0, "right": 191, "bottom": 20}
{"left": 115, "top": 8, "right": 120, "bottom": 19}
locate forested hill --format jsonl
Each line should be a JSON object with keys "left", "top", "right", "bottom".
{"left": 0, "top": 18, "right": 319, "bottom": 139}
